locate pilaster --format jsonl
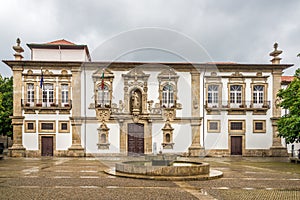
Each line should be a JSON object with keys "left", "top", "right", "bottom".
{"left": 269, "top": 70, "right": 287, "bottom": 156}
{"left": 188, "top": 71, "right": 204, "bottom": 156}
{"left": 67, "top": 68, "right": 84, "bottom": 156}
{"left": 9, "top": 66, "right": 26, "bottom": 157}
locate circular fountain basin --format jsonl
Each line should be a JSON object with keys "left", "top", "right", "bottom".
{"left": 116, "top": 160, "right": 209, "bottom": 176}
{"left": 104, "top": 158, "right": 223, "bottom": 181}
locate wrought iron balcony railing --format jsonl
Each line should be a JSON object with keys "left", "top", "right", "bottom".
{"left": 21, "top": 99, "right": 72, "bottom": 109}
{"left": 95, "top": 100, "right": 112, "bottom": 108}
{"left": 205, "top": 100, "right": 270, "bottom": 110}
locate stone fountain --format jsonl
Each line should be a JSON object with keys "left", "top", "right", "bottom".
{"left": 105, "top": 154, "right": 223, "bottom": 181}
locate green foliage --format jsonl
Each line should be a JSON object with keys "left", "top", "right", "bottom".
{"left": 277, "top": 68, "right": 300, "bottom": 144}
{"left": 0, "top": 76, "right": 13, "bottom": 136}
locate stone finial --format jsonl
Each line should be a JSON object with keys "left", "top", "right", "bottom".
{"left": 269, "top": 42, "right": 282, "bottom": 64}
{"left": 13, "top": 38, "right": 24, "bottom": 60}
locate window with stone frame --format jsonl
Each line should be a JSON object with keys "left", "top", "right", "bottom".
{"left": 59, "top": 121, "right": 70, "bottom": 133}
{"left": 253, "top": 120, "right": 266, "bottom": 133}
{"left": 42, "top": 83, "right": 54, "bottom": 107}
{"left": 25, "top": 120, "right": 36, "bottom": 133}
{"left": 27, "top": 83, "right": 34, "bottom": 105}
{"left": 229, "top": 120, "right": 245, "bottom": 134}
{"left": 162, "top": 84, "right": 174, "bottom": 108}
{"left": 251, "top": 84, "right": 268, "bottom": 109}
{"left": 229, "top": 85, "right": 242, "bottom": 107}
{"left": 61, "top": 84, "right": 69, "bottom": 105}
{"left": 38, "top": 120, "right": 56, "bottom": 133}
{"left": 157, "top": 68, "right": 179, "bottom": 109}
{"left": 207, "top": 85, "right": 219, "bottom": 107}
{"left": 97, "top": 84, "right": 110, "bottom": 107}
{"left": 207, "top": 120, "right": 220, "bottom": 133}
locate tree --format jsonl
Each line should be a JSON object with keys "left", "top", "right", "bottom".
{"left": 0, "top": 76, "right": 13, "bottom": 137}
{"left": 277, "top": 68, "right": 300, "bottom": 144}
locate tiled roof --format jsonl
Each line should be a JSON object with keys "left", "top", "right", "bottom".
{"left": 46, "top": 39, "right": 75, "bottom": 45}
{"left": 281, "top": 76, "right": 294, "bottom": 83}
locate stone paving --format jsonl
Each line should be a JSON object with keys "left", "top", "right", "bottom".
{"left": 0, "top": 156, "right": 299, "bottom": 199}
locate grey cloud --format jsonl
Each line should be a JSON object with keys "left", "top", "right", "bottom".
{"left": 1, "top": 0, "right": 299, "bottom": 77}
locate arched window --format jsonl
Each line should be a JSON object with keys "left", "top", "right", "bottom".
{"left": 162, "top": 84, "right": 174, "bottom": 108}
{"left": 97, "top": 84, "right": 110, "bottom": 107}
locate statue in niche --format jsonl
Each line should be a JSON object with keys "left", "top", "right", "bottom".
{"left": 131, "top": 91, "right": 140, "bottom": 109}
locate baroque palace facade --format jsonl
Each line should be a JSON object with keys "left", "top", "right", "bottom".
{"left": 3, "top": 39, "right": 293, "bottom": 157}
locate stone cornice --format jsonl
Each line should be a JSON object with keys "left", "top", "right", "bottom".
{"left": 3, "top": 60, "right": 293, "bottom": 72}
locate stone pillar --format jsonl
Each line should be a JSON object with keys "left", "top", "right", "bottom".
{"left": 188, "top": 71, "right": 204, "bottom": 156}
{"left": 67, "top": 68, "right": 84, "bottom": 156}
{"left": 119, "top": 120, "right": 126, "bottom": 154}
{"left": 269, "top": 70, "right": 287, "bottom": 156}
{"left": 9, "top": 67, "right": 26, "bottom": 157}
{"left": 145, "top": 120, "right": 152, "bottom": 154}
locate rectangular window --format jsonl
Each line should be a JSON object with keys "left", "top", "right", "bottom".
{"left": 27, "top": 83, "right": 34, "bottom": 104}
{"left": 42, "top": 84, "right": 54, "bottom": 107}
{"left": 41, "top": 123, "right": 54, "bottom": 130}
{"left": 252, "top": 85, "right": 265, "bottom": 108}
{"left": 162, "top": 84, "right": 174, "bottom": 108}
{"left": 59, "top": 121, "right": 70, "bottom": 133}
{"left": 25, "top": 120, "right": 36, "bottom": 133}
{"left": 231, "top": 122, "right": 243, "bottom": 130}
{"left": 229, "top": 120, "right": 245, "bottom": 134}
{"left": 207, "top": 120, "right": 220, "bottom": 133}
{"left": 27, "top": 123, "right": 34, "bottom": 130}
{"left": 61, "top": 84, "right": 69, "bottom": 104}
{"left": 61, "top": 123, "right": 68, "bottom": 130}
{"left": 207, "top": 85, "right": 219, "bottom": 107}
{"left": 253, "top": 120, "right": 266, "bottom": 133}
{"left": 229, "top": 85, "right": 243, "bottom": 108}
{"left": 38, "top": 120, "right": 56, "bottom": 133}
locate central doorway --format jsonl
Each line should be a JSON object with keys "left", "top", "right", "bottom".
{"left": 128, "top": 123, "right": 144, "bottom": 155}
{"left": 41, "top": 136, "right": 53, "bottom": 156}
{"left": 231, "top": 136, "right": 242, "bottom": 155}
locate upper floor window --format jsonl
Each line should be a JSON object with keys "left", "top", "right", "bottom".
{"left": 162, "top": 84, "right": 174, "bottom": 108}
{"left": 230, "top": 85, "right": 242, "bottom": 107}
{"left": 27, "top": 83, "right": 34, "bottom": 104}
{"left": 97, "top": 84, "right": 110, "bottom": 107}
{"left": 253, "top": 85, "right": 264, "bottom": 106}
{"left": 43, "top": 83, "right": 54, "bottom": 106}
{"left": 207, "top": 85, "right": 219, "bottom": 106}
{"left": 61, "top": 84, "right": 69, "bottom": 104}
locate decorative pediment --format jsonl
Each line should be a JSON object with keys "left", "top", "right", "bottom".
{"left": 92, "top": 68, "right": 114, "bottom": 81}
{"left": 157, "top": 68, "right": 179, "bottom": 82}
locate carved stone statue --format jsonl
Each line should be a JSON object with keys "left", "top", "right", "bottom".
{"left": 131, "top": 91, "right": 140, "bottom": 109}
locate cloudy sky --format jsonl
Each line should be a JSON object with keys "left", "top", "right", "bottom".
{"left": 1, "top": 0, "right": 299, "bottom": 77}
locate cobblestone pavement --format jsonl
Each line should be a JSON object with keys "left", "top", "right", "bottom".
{"left": 0, "top": 156, "right": 299, "bottom": 200}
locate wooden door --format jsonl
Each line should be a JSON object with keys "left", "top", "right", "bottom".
{"left": 128, "top": 123, "right": 144, "bottom": 155}
{"left": 41, "top": 136, "right": 53, "bottom": 156}
{"left": 231, "top": 136, "right": 242, "bottom": 155}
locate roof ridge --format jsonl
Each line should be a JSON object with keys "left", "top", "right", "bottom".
{"left": 46, "top": 39, "right": 76, "bottom": 45}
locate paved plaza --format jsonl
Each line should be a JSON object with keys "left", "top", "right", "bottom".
{"left": 0, "top": 156, "right": 299, "bottom": 200}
